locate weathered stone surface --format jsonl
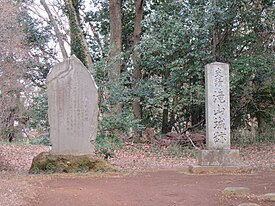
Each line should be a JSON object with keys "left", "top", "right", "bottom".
{"left": 47, "top": 55, "right": 98, "bottom": 155}
{"left": 29, "top": 152, "right": 114, "bottom": 174}
{"left": 205, "top": 62, "right": 230, "bottom": 150}
{"left": 188, "top": 165, "right": 252, "bottom": 174}
{"left": 238, "top": 203, "right": 260, "bottom": 206}
{"left": 259, "top": 193, "right": 275, "bottom": 202}
{"left": 197, "top": 62, "right": 241, "bottom": 167}
{"left": 198, "top": 149, "right": 241, "bottom": 166}
{"left": 223, "top": 187, "right": 250, "bottom": 196}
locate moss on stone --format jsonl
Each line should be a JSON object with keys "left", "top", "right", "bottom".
{"left": 29, "top": 152, "right": 114, "bottom": 174}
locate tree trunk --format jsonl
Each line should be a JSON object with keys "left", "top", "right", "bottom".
{"left": 40, "top": 0, "right": 68, "bottom": 59}
{"left": 167, "top": 110, "right": 174, "bottom": 132}
{"left": 88, "top": 22, "right": 104, "bottom": 54}
{"left": 191, "top": 105, "right": 203, "bottom": 126}
{"left": 132, "top": 0, "right": 144, "bottom": 137}
{"left": 109, "top": 0, "right": 123, "bottom": 113}
{"left": 161, "top": 104, "right": 169, "bottom": 134}
{"left": 161, "top": 69, "right": 171, "bottom": 134}
{"left": 257, "top": 115, "right": 264, "bottom": 133}
{"left": 64, "top": 0, "right": 93, "bottom": 68}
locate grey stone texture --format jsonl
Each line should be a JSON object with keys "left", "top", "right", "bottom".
{"left": 223, "top": 187, "right": 250, "bottom": 196}
{"left": 260, "top": 193, "right": 275, "bottom": 202}
{"left": 47, "top": 55, "right": 98, "bottom": 155}
{"left": 198, "top": 149, "right": 241, "bottom": 166}
{"left": 238, "top": 203, "right": 260, "bottom": 206}
{"left": 205, "top": 62, "right": 230, "bottom": 150}
{"left": 198, "top": 62, "right": 241, "bottom": 166}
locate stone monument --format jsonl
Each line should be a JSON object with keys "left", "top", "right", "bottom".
{"left": 198, "top": 62, "right": 240, "bottom": 166}
{"left": 47, "top": 55, "right": 98, "bottom": 155}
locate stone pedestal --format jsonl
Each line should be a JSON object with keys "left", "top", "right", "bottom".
{"left": 189, "top": 62, "right": 247, "bottom": 173}
{"left": 198, "top": 149, "right": 241, "bottom": 166}
{"left": 199, "top": 62, "right": 241, "bottom": 166}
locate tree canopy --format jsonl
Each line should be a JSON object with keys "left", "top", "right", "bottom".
{"left": 0, "top": 0, "right": 274, "bottom": 142}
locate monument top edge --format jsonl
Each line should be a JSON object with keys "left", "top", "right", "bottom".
{"left": 46, "top": 55, "right": 98, "bottom": 89}
{"left": 69, "top": 55, "right": 82, "bottom": 63}
{"left": 207, "top": 61, "right": 229, "bottom": 65}
{"left": 49, "top": 55, "right": 87, "bottom": 72}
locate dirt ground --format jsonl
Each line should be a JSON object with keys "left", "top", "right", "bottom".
{"left": 24, "top": 170, "right": 274, "bottom": 206}
{"left": 0, "top": 144, "right": 274, "bottom": 206}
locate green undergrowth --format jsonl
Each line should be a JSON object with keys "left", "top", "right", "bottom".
{"left": 232, "top": 126, "right": 275, "bottom": 147}
{"left": 95, "top": 134, "right": 125, "bottom": 159}
{"left": 0, "top": 139, "right": 29, "bottom": 145}
{"left": 29, "top": 152, "right": 114, "bottom": 174}
{"left": 150, "top": 143, "right": 198, "bottom": 158}
{"left": 29, "top": 135, "right": 50, "bottom": 146}
{"left": 0, "top": 135, "right": 50, "bottom": 146}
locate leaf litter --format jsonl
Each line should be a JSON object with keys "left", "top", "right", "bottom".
{"left": 0, "top": 143, "right": 274, "bottom": 206}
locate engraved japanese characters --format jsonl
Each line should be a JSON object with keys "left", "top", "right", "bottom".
{"left": 205, "top": 62, "right": 230, "bottom": 150}
{"left": 47, "top": 56, "right": 98, "bottom": 155}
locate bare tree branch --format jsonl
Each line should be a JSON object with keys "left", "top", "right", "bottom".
{"left": 40, "top": 0, "right": 68, "bottom": 59}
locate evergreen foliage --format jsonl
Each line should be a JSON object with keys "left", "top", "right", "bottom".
{"left": 0, "top": 0, "right": 274, "bottom": 143}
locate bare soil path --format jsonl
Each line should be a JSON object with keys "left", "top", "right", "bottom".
{"left": 0, "top": 143, "right": 274, "bottom": 206}
{"left": 28, "top": 170, "right": 275, "bottom": 206}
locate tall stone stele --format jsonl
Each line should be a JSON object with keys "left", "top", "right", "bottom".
{"left": 198, "top": 62, "right": 240, "bottom": 166}
{"left": 47, "top": 55, "right": 98, "bottom": 155}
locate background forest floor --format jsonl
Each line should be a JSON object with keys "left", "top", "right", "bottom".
{"left": 0, "top": 142, "right": 274, "bottom": 206}
{"left": 0, "top": 142, "right": 274, "bottom": 173}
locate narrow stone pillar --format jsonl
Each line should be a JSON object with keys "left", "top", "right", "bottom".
{"left": 206, "top": 62, "right": 230, "bottom": 149}
{"left": 198, "top": 62, "right": 240, "bottom": 166}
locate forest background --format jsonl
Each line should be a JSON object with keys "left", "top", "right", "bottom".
{"left": 0, "top": 0, "right": 274, "bottom": 152}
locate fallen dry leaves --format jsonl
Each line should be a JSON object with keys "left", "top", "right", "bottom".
{"left": 0, "top": 143, "right": 274, "bottom": 173}
{"left": 0, "top": 144, "right": 49, "bottom": 173}
{"left": 0, "top": 142, "right": 274, "bottom": 206}
{"left": 108, "top": 143, "right": 275, "bottom": 172}
{"left": 238, "top": 143, "right": 275, "bottom": 171}
{"left": 109, "top": 144, "right": 197, "bottom": 172}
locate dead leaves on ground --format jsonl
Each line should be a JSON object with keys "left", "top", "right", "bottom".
{"left": 0, "top": 143, "right": 274, "bottom": 173}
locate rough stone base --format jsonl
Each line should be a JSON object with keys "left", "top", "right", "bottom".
{"left": 198, "top": 149, "right": 241, "bottom": 166}
{"left": 188, "top": 165, "right": 253, "bottom": 174}
{"left": 259, "top": 193, "right": 275, "bottom": 202}
{"left": 223, "top": 186, "right": 250, "bottom": 196}
{"left": 29, "top": 152, "right": 114, "bottom": 174}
